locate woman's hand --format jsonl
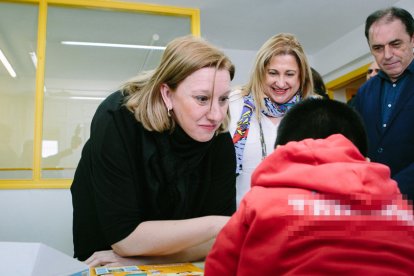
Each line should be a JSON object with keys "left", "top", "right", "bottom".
{"left": 85, "top": 250, "right": 142, "bottom": 267}
{"left": 85, "top": 237, "right": 220, "bottom": 268}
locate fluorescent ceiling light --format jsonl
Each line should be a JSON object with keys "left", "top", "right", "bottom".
{"left": 69, "top": 96, "right": 106, "bottom": 101}
{"left": 61, "top": 41, "right": 166, "bottom": 51}
{"left": 29, "top": 51, "right": 37, "bottom": 68}
{"left": 0, "top": 49, "right": 17, "bottom": 78}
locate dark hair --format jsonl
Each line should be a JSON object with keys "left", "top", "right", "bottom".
{"left": 365, "top": 7, "right": 414, "bottom": 41}
{"left": 275, "top": 98, "right": 368, "bottom": 155}
{"left": 311, "top": 67, "right": 329, "bottom": 99}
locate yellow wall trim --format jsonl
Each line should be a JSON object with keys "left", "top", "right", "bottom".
{"left": 49, "top": 0, "right": 199, "bottom": 16}
{"left": 1, "top": 179, "right": 72, "bottom": 189}
{"left": 326, "top": 63, "right": 370, "bottom": 90}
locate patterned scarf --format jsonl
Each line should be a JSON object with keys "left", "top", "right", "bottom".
{"left": 232, "top": 92, "right": 301, "bottom": 174}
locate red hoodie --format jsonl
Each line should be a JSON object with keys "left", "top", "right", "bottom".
{"left": 205, "top": 134, "right": 414, "bottom": 275}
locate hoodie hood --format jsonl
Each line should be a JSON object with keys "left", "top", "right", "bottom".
{"left": 252, "top": 134, "right": 399, "bottom": 197}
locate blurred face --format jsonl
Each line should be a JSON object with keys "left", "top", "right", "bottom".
{"left": 366, "top": 61, "right": 380, "bottom": 80}
{"left": 161, "top": 67, "right": 231, "bottom": 142}
{"left": 369, "top": 18, "right": 414, "bottom": 82}
{"left": 264, "top": 54, "right": 300, "bottom": 104}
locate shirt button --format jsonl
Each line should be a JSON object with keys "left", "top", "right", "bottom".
{"left": 393, "top": 83, "right": 396, "bottom": 87}
{"left": 377, "top": 147, "right": 384, "bottom": 153}
{"left": 388, "top": 104, "right": 392, "bottom": 108}
{"left": 383, "top": 123, "right": 387, "bottom": 127}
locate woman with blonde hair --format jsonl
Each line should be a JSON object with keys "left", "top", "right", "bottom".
{"left": 230, "top": 33, "right": 314, "bottom": 205}
{"left": 71, "top": 35, "right": 236, "bottom": 266}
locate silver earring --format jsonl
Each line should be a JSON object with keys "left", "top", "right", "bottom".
{"left": 167, "top": 108, "right": 171, "bottom": 117}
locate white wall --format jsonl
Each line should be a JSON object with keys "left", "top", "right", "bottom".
{"left": 1, "top": 0, "right": 414, "bottom": 258}
{"left": 223, "top": 48, "right": 256, "bottom": 87}
{"left": 0, "top": 189, "right": 74, "bottom": 256}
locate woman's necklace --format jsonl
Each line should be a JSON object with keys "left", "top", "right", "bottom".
{"left": 258, "top": 120, "right": 267, "bottom": 160}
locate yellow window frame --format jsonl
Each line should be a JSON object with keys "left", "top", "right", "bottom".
{"left": 0, "top": 0, "right": 200, "bottom": 189}
{"left": 325, "top": 63, "right": 370, "bottom": 99}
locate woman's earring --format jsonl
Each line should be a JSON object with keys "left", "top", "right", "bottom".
{"left": 167, "top": 108, "right": 171, "bottom": 117}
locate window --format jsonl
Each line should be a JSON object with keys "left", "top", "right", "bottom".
{"left": 0, "top": 0, "right": 199, "bottom": 188}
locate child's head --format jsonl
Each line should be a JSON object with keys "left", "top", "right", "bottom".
{"left": 275, "top": 98, "right": 368, "bottom": 155}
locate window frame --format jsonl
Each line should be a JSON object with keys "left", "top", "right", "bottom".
{"left": 0, "top": 0, "right": 200, "bottom": 189}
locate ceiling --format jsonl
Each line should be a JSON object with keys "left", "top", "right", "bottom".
{"left": 135, "top": 0, "right": 400, "bottom": 55}
{"left": 0, "top": 0, "right": 405, "bottom": 99}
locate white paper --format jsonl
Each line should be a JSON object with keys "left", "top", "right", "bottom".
{"left": 0, "top": 242, "right": 89, "bottom": 276}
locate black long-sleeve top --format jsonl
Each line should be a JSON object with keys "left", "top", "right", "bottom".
{"left": 71, "top": 91, "right": 236, "bottom": 261}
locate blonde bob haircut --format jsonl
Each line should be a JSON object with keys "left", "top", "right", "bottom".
{"left": 123, "top": 35, "right": 235, "bottom": 133}
{"left": 242, "top": 33, "right": 314, "bottom": 118}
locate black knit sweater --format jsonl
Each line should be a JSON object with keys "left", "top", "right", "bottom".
{"left": 71, "top": 91, "right": 236, "bottom": 261}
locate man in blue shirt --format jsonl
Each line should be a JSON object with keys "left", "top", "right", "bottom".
{"left": 353, "top": 7, "right": 414, "bottom": 203}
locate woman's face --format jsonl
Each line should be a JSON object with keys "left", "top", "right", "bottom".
{"left": 264, "top": 54, "right": 301, "bottom": 104}
{"left": 161, "top": 67, "right": 231, "bottom": 142}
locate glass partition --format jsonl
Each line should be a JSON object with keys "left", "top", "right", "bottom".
{"left": 41, "top": 5, "right": 191, "bottom": 178}
{"left": 0, "top": 0, "right": 198, "bottom": 187}
{"left": 0, "top": 2, "right": 38, "bottom": 179}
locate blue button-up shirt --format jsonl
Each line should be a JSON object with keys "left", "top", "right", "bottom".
{"left": 378, "top": 60, "right": 414, "bottom": 131}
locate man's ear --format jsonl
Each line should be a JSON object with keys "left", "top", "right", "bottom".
{"left": 410, "top": 33, "right": 414, "bottom": 47}
{"left": 160, "top": 83, "right": 173, "bottom": 110}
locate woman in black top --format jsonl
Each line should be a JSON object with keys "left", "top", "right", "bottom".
{"left": 71, "top": 35, "right": 236, "bottom": 266}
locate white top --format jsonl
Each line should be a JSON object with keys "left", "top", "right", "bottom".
{"left": 228, "top": 90, "right": 280, "bottom": 207}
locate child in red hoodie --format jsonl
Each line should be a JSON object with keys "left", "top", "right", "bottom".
{"left": 205, "top": 98, "right": 414, "bottom": 275}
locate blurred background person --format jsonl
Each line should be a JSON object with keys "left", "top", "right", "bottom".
{"left": 0, "top": 123, "right": 18, "bottom": 168}
{"left": 366, "top": 60, "right": 380, "bottom": 80}
{"left": 348, "top": 60, "right": 380, "bottom": 106}
{"left": 311, "top": 67, "right": 329, "bottom": 99}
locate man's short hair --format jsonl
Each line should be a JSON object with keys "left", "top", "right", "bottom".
{"left": 275, "top": 98, "right": 368, "bottom": 155}
{"left": 365, "top": 7, "right": 414, "bottom": 41}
